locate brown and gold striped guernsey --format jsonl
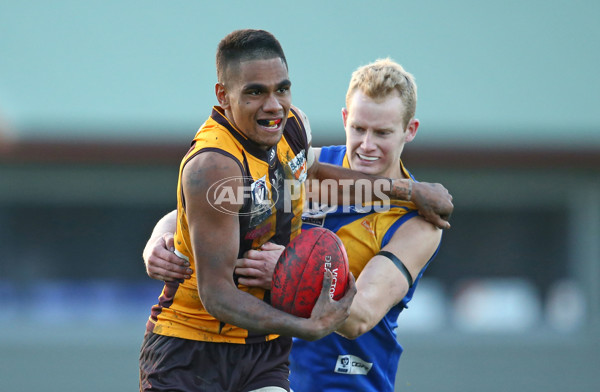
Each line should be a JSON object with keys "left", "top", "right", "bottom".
{"left": 146, "top": 106, "right": 309, "bottom": 344}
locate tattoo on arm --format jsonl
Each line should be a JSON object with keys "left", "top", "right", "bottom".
{"left": 390, "top": 179, "right": 412, "bottom": 201}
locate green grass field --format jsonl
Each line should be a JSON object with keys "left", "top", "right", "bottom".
{"left": 2, "top": 322, "right": 598, "bottom": 391}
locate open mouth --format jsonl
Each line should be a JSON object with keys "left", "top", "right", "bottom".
{"left": 257, "top": 119, "right": 282, "bottom": 129}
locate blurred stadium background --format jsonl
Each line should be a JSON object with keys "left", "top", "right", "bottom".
{"left": 1, "top": 1, "right": 599, "bottom": 391}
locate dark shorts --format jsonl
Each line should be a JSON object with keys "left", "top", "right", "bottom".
{"left": 139, "top": 332, "right": 292, "bottom": 392}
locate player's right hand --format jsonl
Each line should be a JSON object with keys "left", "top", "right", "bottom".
{"left": 412, "top": 182, "right": 453, "bottom": 230}
{"left": 143, "top": 233, "right": 192, "bottom": 282}
{"left": 306, "top": 270, "right": 356, "bottom": 341}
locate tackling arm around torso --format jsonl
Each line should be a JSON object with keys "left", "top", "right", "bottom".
{"left": 335, "top": 216, "right": 441, "bottom": 339}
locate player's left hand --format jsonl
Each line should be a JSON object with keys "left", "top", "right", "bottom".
{"left": 143, "top": 233, "right": 192, "bottom": 282}
{"left": 412, "top": 182, "right": 454, "bottom": 229}
{"left": 235, "top": 242, "right": 285, "bottom": 290}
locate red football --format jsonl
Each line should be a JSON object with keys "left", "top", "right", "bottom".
{"left": 271, "top": 227, "right": 350, "bottom": 318}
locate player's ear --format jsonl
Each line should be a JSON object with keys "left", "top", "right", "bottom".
{"left": 341, "top": 107, "right": 349, "bottom": 128}
{"left": 405, "top": 118, "right": 419, "bottom": 143}
{"left": 215, "top": 83, "right": 230, "bottom": 110}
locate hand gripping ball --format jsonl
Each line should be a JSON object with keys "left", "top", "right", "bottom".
{"left": 271, "top": 227, "right": 350, "bottom": 318}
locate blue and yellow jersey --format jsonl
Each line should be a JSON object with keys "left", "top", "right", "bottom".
{"left": 147, "top": 106, "right": 309, "bottom": 344}
{"left": 290, "top": 145, "right": 440, "bottom": 392}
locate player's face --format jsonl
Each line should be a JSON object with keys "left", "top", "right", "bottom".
{"left": 217, "top": 57, "right": 291, "bottom": 150}
{"left": 343, "top": 90, "right": 418, "bottom": 179}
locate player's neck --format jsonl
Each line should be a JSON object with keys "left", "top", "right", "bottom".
{"left": 385, "top": 160, "right": 405, "bottom": 180}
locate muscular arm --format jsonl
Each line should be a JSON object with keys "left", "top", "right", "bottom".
{"left": 335, "top": 216, "right": 441, "bottom": 339}
{"left": 183, "top": 151, "right": 355, "bottom": 341}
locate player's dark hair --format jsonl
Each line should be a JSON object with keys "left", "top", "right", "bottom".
{"left": 216, "top": 29, "right": 288, "bottom": 84}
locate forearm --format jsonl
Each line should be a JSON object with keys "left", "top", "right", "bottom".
{"left": 335, "top": 256, "right": 410, "bottom": 339}
{"left": 309, "top": 162, "right": 413, "bottom": 204}
{"left": 189, "top": 202, "right": 321, "bottom": 339}
{"left": 390, "top": 178, "right": 413, "bottom": 201}
{"left": 335, "top": 291, "right": 384, "bottom": 339}
{"left": 196, "top": 246, "right": 349, "bottom": 342}
{"left": 200, "top": 281, "right": 319, "bottom": 339}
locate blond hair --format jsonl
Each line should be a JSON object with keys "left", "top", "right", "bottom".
{"left": 345, "top": 58, "right": 417, "bottom": 128}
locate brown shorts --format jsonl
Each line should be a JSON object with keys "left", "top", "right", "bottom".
{"left": 139, "top": 332, "right": 292, "bottom": 392}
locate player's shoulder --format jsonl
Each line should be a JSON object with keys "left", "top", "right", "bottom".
{"left": 184, "top": 149, "right": 241, "bottom": 176}
{"left": 289, "top": 105, "right": 312, "bottom": 139}
{"left": 321, "top": 145, "right": 346, "bottom": 153}
{"left": 317, "top": 145, "right": 346, "bottom": 165}
{"left": 189, "top": 117, "right": 249, "bottom": 165}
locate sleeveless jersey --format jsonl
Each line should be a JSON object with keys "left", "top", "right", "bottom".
{"left": 289, "top": 145, "right": 440, "bottom": 392}
{"left": 146, "top": 106, "right": 309, "bottom": 344}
